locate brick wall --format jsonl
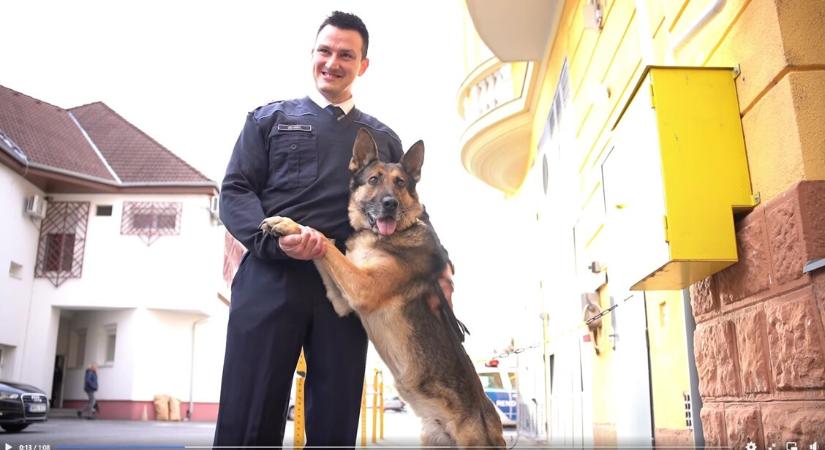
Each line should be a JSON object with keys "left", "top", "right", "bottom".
{"left": 690, "top": 181, "right": 825, "bottom": 446}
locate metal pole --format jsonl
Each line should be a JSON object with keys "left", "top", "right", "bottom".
{"left": 294, "top": 350, "right": 306, "bottom": 448}
{"left": 379, "top": 371, "right": 384, "bottom": 440}
{"left": 188, "top": 317, "right": 208, "bottom": 420}
{"left": 371, "top": 369, "right": 378, "bottom": 443}
{"left": 361, "top": 380, "right": 367, "bottom": 447}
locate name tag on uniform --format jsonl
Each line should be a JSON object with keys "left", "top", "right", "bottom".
{"left": 277, "top": 124, "right": 312, "bottom": 132}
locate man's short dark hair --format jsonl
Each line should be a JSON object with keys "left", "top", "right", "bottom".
{"left": 317, "top": 11, "right": 369, "bottom": 58}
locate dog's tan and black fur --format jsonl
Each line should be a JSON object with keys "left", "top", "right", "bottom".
{"left": 261, "top": 129, "right": 505, "bottom": 448}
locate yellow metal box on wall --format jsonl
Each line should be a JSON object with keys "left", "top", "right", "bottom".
{"left": 603, "top": 66, "right": 756, "bottom": 291}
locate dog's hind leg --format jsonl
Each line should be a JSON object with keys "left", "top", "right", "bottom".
{"left": 450, "top": 408, "right": 506, "bottom": 449}
{"left": 420, "top": 418, "right": 454, "bottom": 447}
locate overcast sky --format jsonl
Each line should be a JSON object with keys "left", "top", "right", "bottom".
{"left": 3, "top": 0, "right": 537, "bottom": 360}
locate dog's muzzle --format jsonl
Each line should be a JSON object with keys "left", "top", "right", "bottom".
{"left": 367, "top": 195, "right": 399, "bottom": 236}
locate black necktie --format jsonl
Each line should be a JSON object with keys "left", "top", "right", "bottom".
{"left": 325, "top": 105, "right": 345, "bottom": 120}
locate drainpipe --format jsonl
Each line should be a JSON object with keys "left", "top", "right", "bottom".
{"left": 188, "top": 317, "right": 208, "bottom": 420}
{"left": 641, "top": 294, "right": 656, "bottom": 447}
{"left": 671, "top": 0, "right": 726, "bottom": 51}
{"left": 540, "top": 310, "right": 550, "bottom": 441}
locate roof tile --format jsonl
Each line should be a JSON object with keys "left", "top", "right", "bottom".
{"left": 70, "top": 102, "right": 211, "bottom": 184}
{"left": 0, "top": 86, "right": 115, "bottom": 181}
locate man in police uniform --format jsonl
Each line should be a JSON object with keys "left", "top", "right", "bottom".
{"left": 214, "top": 11, "right": 405, "bottom": 447}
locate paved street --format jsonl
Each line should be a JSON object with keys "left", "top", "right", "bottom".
{"left": 1, "top": 412, "right": 524, "bottom": 448}
{"left": 1, "top": 417, "right": 216, "bottom": 447}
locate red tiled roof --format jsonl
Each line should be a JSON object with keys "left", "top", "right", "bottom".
{"left": 70, "top": 102, "right": 212, "bottom": 184}
{"left": 0, "top": 84, "right": 214, "bottom": 188}
{"left": 0, "top": 85, "right": 116, "bottom": 182}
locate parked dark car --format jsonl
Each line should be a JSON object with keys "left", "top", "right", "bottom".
{"left": 0, "top": 381, "right": 49, "bottom": 432}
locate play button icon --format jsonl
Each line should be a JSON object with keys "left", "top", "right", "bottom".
{"left": 5, "top": 443, "right": 12, "bottom": 450}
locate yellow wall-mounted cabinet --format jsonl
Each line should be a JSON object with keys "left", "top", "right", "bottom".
{"left": 604, "top": 66, "right": 757, "bottom": 291}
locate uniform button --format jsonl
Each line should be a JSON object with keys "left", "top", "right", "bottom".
{"left": 290, "top": 144, "right": 297, "bottom": 150}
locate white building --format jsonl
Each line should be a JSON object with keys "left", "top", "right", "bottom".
{"left": 0, "top": 85, "right": 229, "bottom": 420}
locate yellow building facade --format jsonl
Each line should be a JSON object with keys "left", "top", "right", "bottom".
{"left": 460, "top": 0, "right": 825, "bottom": 446}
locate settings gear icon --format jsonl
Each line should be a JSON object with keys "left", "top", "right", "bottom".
{"left": 746, "top": 441, "right": 758, "bottom": 450}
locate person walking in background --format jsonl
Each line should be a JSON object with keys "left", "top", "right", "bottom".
{"left": 78, "top": 363, "right": 98, "bottom": 419}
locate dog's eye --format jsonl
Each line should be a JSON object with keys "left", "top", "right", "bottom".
{"left": 395, "top": 178, "right": 406, "bottom": 187}
{"left": 368, "top": 176, "right": 379, "bottom": 186}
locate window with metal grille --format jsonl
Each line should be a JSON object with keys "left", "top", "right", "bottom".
{"left": 121, "top": 201, "right": 182, "bottom": 245}
{"left": 35, "top": 202, "right": 90, "bottom": 287}
{"left": 45, "top": 234, "right": 75, "bottom": 271}
{"left": 684, "top": 392, "right": 693, "bottom": 428}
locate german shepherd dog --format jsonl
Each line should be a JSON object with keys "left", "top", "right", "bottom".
{"left": 261, "top": 129, "right": 506, "bottom": 448}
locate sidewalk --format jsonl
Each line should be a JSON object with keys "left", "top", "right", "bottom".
{"left": 356, "top": 411, "right": 534, "bottom": 448}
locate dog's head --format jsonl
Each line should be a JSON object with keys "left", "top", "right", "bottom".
{"left": 348, "top": 128, "right": 424, "bottom": 236}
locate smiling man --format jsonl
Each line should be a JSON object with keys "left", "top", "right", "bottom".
{"left": 213, "top": 11, "right": 405, "bottom": 448}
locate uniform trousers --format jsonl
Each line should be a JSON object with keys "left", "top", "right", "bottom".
{"left": 213, "top": 254, "right": 368, "bottom": 447}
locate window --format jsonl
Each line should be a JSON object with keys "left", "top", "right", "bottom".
{"left": 44, "top": 234, "right": 75, "bottom": 272}
{"left": 479, "top": 372, "right": 503, "bottom": 389}
{"left": 96, "top": 205, "right": 113, "bottom": 216}
{"left": 131, "top": 212, "right": 177, "bottom": 230}
{"left": 69, "top": 329, "right": 87, "bottom": 369}
{"left": 35, "top": 202, "right": 90, "bottom": 287}
{"left": 121, "top": 201, "right": 182, "bottom": 245}
{"left": 157, "top": 214, "right": 177, "bottom": 229}
{"left": 537, "top": 60, "right": 571, "bottom": 196}
{"left": 8, "top": 261, "right": 23, "bottom": 279}
{"left": 508, "top": 371, "right": 519, "bottom": 391}
{"left": 132, "top": 214, "right": 154, "bottom": 229}
{"left": 104, "top": 325, "right": 117, "bottom": 365}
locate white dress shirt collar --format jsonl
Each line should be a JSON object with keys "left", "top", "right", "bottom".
{"left": 309, "top": 90, "right": 355, "bottom": 115}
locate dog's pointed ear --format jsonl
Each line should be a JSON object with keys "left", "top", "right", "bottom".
{"left": 349, "top": 128, "right": 379, "bottom": 173}
{"left": 401, "top": 140, "right": 424, "bottom": 183}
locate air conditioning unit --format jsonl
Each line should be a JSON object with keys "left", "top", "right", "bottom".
{"left": 25, "top": 195, "right": 47, "bottom": 219}
{"left": 208, "top": 196, "right": 220, "bottom": 219}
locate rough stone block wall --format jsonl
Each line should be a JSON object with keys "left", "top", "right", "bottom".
{"left": 690, "top": 181, "right": 825, "bottom": 446}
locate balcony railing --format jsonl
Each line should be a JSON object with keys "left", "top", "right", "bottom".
{"left": 457, "top": 59, "right": 536, "bottom": 194}
{"left": 459, "top": 60, "right": 529, "bottom": 125}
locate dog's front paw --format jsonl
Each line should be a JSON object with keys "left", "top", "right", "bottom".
{"left": 260, "top": 216, "right": 302, "bottom": 236}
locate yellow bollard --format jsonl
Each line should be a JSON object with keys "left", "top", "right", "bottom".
{"left": 360, "top": 380, "right": 367, "bottom": 447}
{"left": 294, "top": 350, "right": 307, "bottom": 448}
{"left": 371, "top": 369, "right": 378, "bottom": 443}
{"left": 378, "top": 372, "right": 384, "bottom": 440}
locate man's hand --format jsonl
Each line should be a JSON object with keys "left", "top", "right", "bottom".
{"left": 438, "top": 264, "right": 454, "bottom": 308}
{"left": 278, "top": 225, "right": 327, "bottom": 260}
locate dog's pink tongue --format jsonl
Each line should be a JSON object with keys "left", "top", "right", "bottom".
{"left": 377, "top": 218, "right": 397, "bottom": 236}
